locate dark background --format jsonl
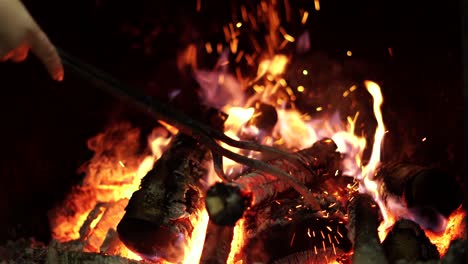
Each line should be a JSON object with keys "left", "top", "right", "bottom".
{"left": 0, "top": 0, "right": 463, "bottom": 243}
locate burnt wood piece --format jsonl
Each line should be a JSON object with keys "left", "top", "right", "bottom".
{"left": 347, "top": 193, "right": 388, "bottom": 264}
{"left": 391, "top": 239, "right": 466, "bottom": 264}
{"left": 199, "top": 221, "right": 234, "bottom": 264}
{"left": 117, "top": 109, "right": 225, "bottom": 263}
{"left": 376, "top": 163, "right": 463, "bottom": 232}
{"left": 0, "top": 239, "right": 146, "bottom": 264}
{"left": 237, "top": 195, "right": 352, "bottom": 264}
{"left": 117, "top": 132, "right": 212, "bottom": 263}
{"left": 206, "top": 138, "right": 342, "bottom": 226}
{"left": 382, "top": 219, "right": 439, "bottom": 264}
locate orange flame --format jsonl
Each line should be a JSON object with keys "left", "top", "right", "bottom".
{"left": 425, "top": 207, "right": 466, "bottom": 256}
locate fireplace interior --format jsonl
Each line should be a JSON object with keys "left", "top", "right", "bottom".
{"left": 0, "top": 0, "right": 464, "bottom": 263}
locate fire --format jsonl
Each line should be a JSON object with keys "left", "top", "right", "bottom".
{"left": 425, "top": 207, "right": 466, "bottom": 256}
{"left": 49, "top": 1, "right": 462, "bottom": 263}
{"left": 227, "top": 219, "right": 245, "bottom": 264}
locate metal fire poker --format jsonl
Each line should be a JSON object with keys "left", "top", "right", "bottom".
{"left": 57, "top": 48, "right": 320, "bottom": 210}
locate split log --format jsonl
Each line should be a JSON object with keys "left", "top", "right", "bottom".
{"left": 206, "top": 138, "right": 342, "bottom": 226}
{"left": 376, "top": 163, "right": 463, "bottom": 232}
{"left": 347, "top": 193, "right": 388, "bottom": 264}
{"left": 199, "top": 221, "right": 234, "bottom": 264}
{"left": 382, "top": 219, "right": 439, "bottom": 264}
{"left": 234, "top": 172, "right": 355, "bottom": 264}
{"left": 117, "top": 109, "right": 225, "bottom": 263}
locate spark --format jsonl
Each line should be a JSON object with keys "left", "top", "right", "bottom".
{"left": 290, "top": 232, "right": 296, "bottom": 247}
{"left": 302, "top": 69, "right": 308, "bottom": 75}
{"left": 307, "top": 228, "right": 311, "bottom": 237}
{"left": 241, "top": 6, "right": 248, "bottom": 21}
{"left": 314, "top": 246, "right": 318, "bottom": 255}
{"left": 118, "top": 161, "right": 125, "bottom": 167}
{"left": 316, "top": 107, "right": 323, "bottom": 112}
{"left": 347, "top": 50, "right": 353, "bottom": 56}
{"left": 322, "top": 240, "right": 326, "bottom": 252}
{"left": 234, "top": 50, "right": 244, "bottom": 63}
{"left": 236, "top": 22, "right": 242, "bottom": 28}
{"left": 337, "top": 230, "right": 343, "bottom": 238}
{"left": 388, "top": 47, "right": 394, "bottom": 56}
{"left": 334, "top": 236, "right": 340, "bottom": 244}
{"left": 296, "top": 86, "right": 305, "bottom": 93}
{"left": 320, "top": 231, "right": 325, "bottom": 239}
{"left": 205, "top": 42, "right": 213, "bottom": 54}
{"left": 302, "top": 11, "right": 309, "bottom": 24}
{"left": 314, "top": 0, "right": 321, "bottom": 11}
{"left": 422, "top": 137, "right": 427, "bottom": 142}
{"left": 332, "top": 242, "right": 337, "bottom": 255}
{"left": 217, "top": 43, "right": 223, "bottom": 54}
{"left": 326, "top": 226, "right": 332, "bottom": 232}
{"left": 313, "top": 231, "right": 316, "bottom": 237}
{"left": 328, "top": 233, "right": 332, "bottom": 243}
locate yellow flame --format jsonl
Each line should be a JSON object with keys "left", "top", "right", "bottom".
{"left": 227, "top": 219, "right": 245, "bottom": 264}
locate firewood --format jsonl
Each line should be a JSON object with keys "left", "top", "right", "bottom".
{"left": 390, "top": 239, "right": 466, "bottom": 264}
{"left": 0, "top": 239, "right": 146, "bottom": 264}
{"left": 382, "top": 219, "right": 440, "bottom": 264}
{"left": 205, "top": 138, "right": 342, "bottom": 226}
{"left": 347, "top": 193, "right": 388, "bottom": 264}
{"left": 237, "top": 195, "right": 352, "bottom": 264}
{"left": 199, "top": 220, "right": 234, "bottom": 264}
{"left": 376, "top": 163, "right": 462, "bottom": 232}
{"left": 116, "top": 132, "right": 213, "bottom": 263}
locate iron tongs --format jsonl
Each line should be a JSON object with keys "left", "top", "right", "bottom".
{"left": 57, "top": 48, "right": 319, "bottom": 209}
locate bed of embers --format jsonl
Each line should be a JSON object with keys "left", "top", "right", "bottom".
{"left": 0, "top": 1, "right": 465, "bottom": 264}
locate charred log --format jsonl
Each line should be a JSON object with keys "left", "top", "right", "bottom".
{"left": 376, "top": 163, "right": 463, "bottom": 232}
{"left": 237, "top": 195, "right": 352, "bottom": 264}
{"left": 199, "top": 221, "right": 234, "bottom": 264}
{"left": 117, "top": 133, "right": 211, "bottom": 262}
{"left": 0, "top": 239, "right": 145, "bottom": 264}
{"left": 382, "top": 219, "right": 440, "bottom": 264}
{"left": 117, "top": 110, "right": 225, "bottom": 263}
{"left": 347, "top": 193, "right": 388, "bottom": 264}
{"left": 391, "top": 239, "right": 466, "bottom": 264}
{"left": 206, "top": 138, "right": 341, "bottom": 226}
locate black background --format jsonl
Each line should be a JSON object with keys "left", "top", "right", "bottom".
{"left": 0, "top": 0, "right": 463, "bottom": 243}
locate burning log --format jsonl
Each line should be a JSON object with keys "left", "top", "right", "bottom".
{"left": 206, "top": 138, "right": 342, "bottom": 226}
{"left": 0, "top": 239, "right": 144, "bottom": 264}
{"left": 382, "top": 219, "right": 439, "bottom": 264}
{"left": 237, "top": 195, "right": 352, "bottom": 264}
{"left": 347, "top": 193, "right": 388, "bottom": 264}
{"left": 199, "top": 221, "right": 234, "bottom": 264}
{"left": 117, "top": 109, "right": 225, "bottom": 263}
{"left": 117, "top": 132, "right": 212, "bottom": 262}
{"left": 376, "top": 163, "right": 463, "bottom": 232}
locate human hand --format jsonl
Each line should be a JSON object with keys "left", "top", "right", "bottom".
{"left": 0, "top": 0, "right": 63, "bottom": 81}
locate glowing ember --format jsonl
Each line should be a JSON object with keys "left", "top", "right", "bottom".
{"left": 425, "top": 207, "right": 466, "bottom": 256}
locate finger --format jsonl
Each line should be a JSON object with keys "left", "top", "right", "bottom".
{"left": 11, "top": 44, "right": 29, "bottom": 62}
{"left": 28, "top": 26, "right": 64, "bottom": 81}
